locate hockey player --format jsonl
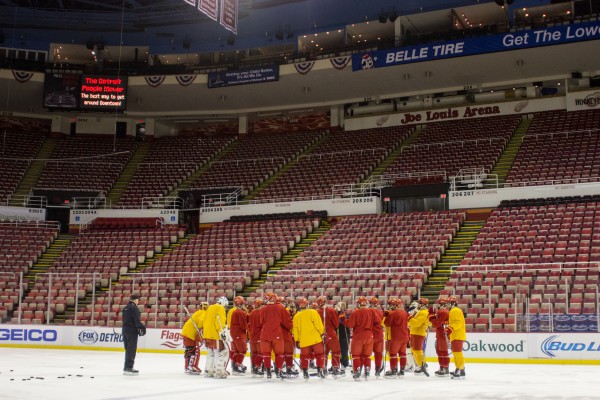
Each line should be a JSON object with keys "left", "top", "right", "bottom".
{"left": 203, "top": 296, "right": 229, "bottom": 378}
{"left": 369, "top": 296, "right": 385, "bottom": 377}
{"left": 383, "top": 298, "right": 409, "bottom": 378}
{"left": 316, "top": 296, "right": 343, "bottom": 377}
{"left": 259, "top": 292, "right": 293, "bottom": 379}
{"left": 429, "top": 297, "right": 450, "bottom": 377}
{"left": 248, "top": 298, "right": 264, "bottom": 376}
{"left": 280, "top": 296, "right": 299, "bottom": 377}
{"left": 181, "top": 302, "right": 208, "bottom": 375}
{"left": 408, "top": 298, "right": 430, "bottom": 376}
{"left": 342, "top": 296, "right": 374, "bottom": 380}
{"left": 227, "top": 296, "right": 248, "bottom": 375}
{"left": 446, "top": 296, "right": 467, "bottom": 379}
{"left": 292, "top": 297, "right": 325, "bottom": 380}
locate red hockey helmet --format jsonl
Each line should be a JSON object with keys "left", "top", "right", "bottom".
{"left": 316, "top": 296, "right": 327, "bottom": 307}
{"left": 447, "top": 296, "right": 457, "bottom": 305}
{"left": 234, "top": 296, "right": 245, "bottom": 306}
{"left": 254, "top": 298, "right": 264, "bottom": 308}
{"left": 436, "top": 297, "right": 448, "bottom": 306}
{"left": 296, "top": 297, "right": 309, "bottom": 309}
{"left": 264, "top": 292, "right": 277, "bottom": 304}
{"left": 310, "top": 302, "right": 319, "bottom": 309}
{"left": 387, "top": 298, "right": 400, "bottom": 308}
{"left": 369, "top": 296, "right": 380, "bottom": 306}
{"left": 276, "top": 296, "right": 285, "bottom": 304}
{"left": 356, "top": 296, "right": 368, "bottom": 307}
{"left": 418, "top": 298, "right": 430, "bottom": 307}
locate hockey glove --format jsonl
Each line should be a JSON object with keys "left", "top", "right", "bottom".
{"left": 383, "top": 310, "right": 390, "bottom": 318}
{"left": 444, "top": 327, "right": 453, "bottom": 337}
{"left": 138, "top": 326, "right": 147, "bottom": 336}
{"left": 295, "top": 341, "right": 300, "bottom": 349}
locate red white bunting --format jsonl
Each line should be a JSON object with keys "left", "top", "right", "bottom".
{"left": 144, "top": 76, "right": 166, "bottom": 88}
{"left": 12, "top": 70, "right": 34, "bottom": 83}
{"left": 199, "top": 0, "right": 218, "bottom": 21}
{"left": 220, "top": 0, "right": 238, "bottom": 35}
{"left": 294, "top": 61, "right": 315, "bottom": 75}
{"left": 330, "top": 56, "right": 351, "bottom": 70}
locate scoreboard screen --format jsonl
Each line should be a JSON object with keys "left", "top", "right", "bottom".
{"left": 43, "top": 73, "right": 128, "bottom": 111}
{"left": 80, "top": 75, "right": 127, "bottom": 110}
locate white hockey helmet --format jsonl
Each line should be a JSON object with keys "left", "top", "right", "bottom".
{"left": 217, "top": 296, "right": 229, "bottom": 307}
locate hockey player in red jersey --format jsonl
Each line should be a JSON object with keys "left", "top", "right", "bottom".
{"left": 342, "top": 296, "right": 374, "bottom": 380}
{"left": 429, "top": 297, "right": 450, "bottom": 377}
{"left": 280, "top": 296, "right": 299, "bottom": 378}
{"left": 383, "top": 298, "right": 409, "bottom": 378}
{"left": 227, "top": 296, "right": 248, "bottom": 375}
{"left": 369, "top": 296, "right": 385, "bottom": 377}
{"left": 259, "top": 292, "right": 293, "bottom": 379}
{"left": 316, "top": 296, "right": 343, "bottom": 378}
{"left": 248, "top": 298, "right": 264, "bottom": 376}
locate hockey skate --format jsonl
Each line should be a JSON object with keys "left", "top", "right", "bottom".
{"left": 123, "top": 368, "right": 139, "bottom": 376}
{"left": 251, "top": 365, "right": 264, "bottom": 377}
{"left": 352, "top": 367, "right": 362, "bottom": 381}
{"left": 266, "top": 368, "right": 272, "bottom": 379}
{"left": 303, "top": 368, "right": 309, "bottom": 380}
{"left": 286, "top": 366, "right": 299, "bottom": 378}
{"left": 214, "top": 370, "right": 228, "bottom": 379}
{"left": 185, "top": 366, "right": 202, "bottom": 375}
{"left": 332, "top": 368, "right": 345, "bottom": 379}
{"left": 414, "top": 366, "right": 426, "bottom": 376}
{"left": 317, "top": 367, "right": 326, "bottom": 379}
{"left": 363, "top": 367, "right": 371, "bottom": 380}
{"left": 451, "top": 368, "right": 466, "bottom": 380}
{"left": 274, "top": 368, "right": 286, "bottom": 380}
{"left": 232, "top": 365, "right": 245, "bottom": 375}
{"left": 375, "top": 367, "right": 383, "bottom": 378}
{"left": 435, "top": 367, "right": 450, "bottom": 377}
{"left": 384, "top": 368, "right": 398, "bottom": 379}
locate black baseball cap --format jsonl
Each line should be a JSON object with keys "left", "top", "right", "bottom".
{"left": 130, "top": 294, "right": 140, "bottom": 300}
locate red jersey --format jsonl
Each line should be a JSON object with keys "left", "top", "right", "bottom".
{"left": 384, "top": 308, "right": 409, "bottom": 341}
{"left": 230, "top": 307, "right": 248, "bottom": 341}
{"left": 429, "top": 308, "right": 449, "bottom": 340}
{"left": 343, "top": 307, "right": 374, "bottom": 340}
{"left": 259, "top": 303, "right": 293, "bottom": 341}
{"left": 371, "top": 307, "right": 384, "bottom": 341}
{"left": 318, "top": 306, "right": 340, "bottom": 339}
{"left": 248, "top": 309, "right": 262, "bottom": 342}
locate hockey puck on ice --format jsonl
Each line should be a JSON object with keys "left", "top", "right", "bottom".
{"left": 91, "top": 376, "right": 95, "bottom": 379}
{"left": 76, "top": 375, "right": 83, "bottom": 377}
{"left": 10, "top": 379, "right": 14, "bottom": 381}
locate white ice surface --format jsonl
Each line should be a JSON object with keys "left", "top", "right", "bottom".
{"left": 1, "top": 348, "right": 599, "bottom": 400}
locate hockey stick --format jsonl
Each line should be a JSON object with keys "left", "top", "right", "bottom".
{"left": 183, "top": 306, "right": 203, "bottom": 337}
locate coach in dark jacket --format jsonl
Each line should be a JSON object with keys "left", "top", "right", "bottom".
{"left": 122, "top": 294, "right": 146, "bottom": 375}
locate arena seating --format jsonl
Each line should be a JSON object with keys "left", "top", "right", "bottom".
{"left": 0, "top": 221, "right": 59, "bottom": 323}
{"left": 444, "top": 196, "right": 600, "bottom": 332}
{"left": 19, "top": 218, "right": 183, "bottom": 325}
{"left": 35, "top": 137, "right": 138, "bottom": 195}
{"left": 117, "top": 135, "right": 233, "bottom": 207}
{"left": 384, "top": 115, "right": 521, "bottom": 183}
{"left": 256, "top": 211, "right": 466, "bottom": 306}
{"left": 0, "top": 131, "right": 45, "bottom": 203}
{"left": 189, "top": 131, "right": 324, "bottom": 195}
{"left": 505, "top": 110, "right": 600, "bottom": 186}
{"left": 255, "top": 126, "right": 413, "bottom": 200}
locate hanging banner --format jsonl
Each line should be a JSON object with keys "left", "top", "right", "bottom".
{"left": 12, "top": 71, "right": 34, "bottom": 83}
{"left": 220, "top": 0, "right": 238, "bottom": 35}
{"left": 294, "top": 61, "right": 315, "bottom": 75}
{"left": 330, "top": 56, "right": 351, "bottom": 70}
{"left": 353, "top": 20, "right": 600, "bottom": 71}
{"left": 199, "top": 0, "right": 218, "bottom": 22}
{"left": 183, "top": 0, "right": 196, "bottom": 5}
{"left": 207, "top": 65, "right": 278, "bottom": 88}
{"left": 175, "top": 75, "right": 197, "bottom": 87}
{"left": 144, "top": 76, "right": 166, "bottom": 88}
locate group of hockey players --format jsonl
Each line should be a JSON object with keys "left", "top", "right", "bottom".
{"left": 180, "top": 293, "right": 467, "bottom": 381}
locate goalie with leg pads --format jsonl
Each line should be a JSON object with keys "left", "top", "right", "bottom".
{"left": 182, "top": 302, "right": 208, "bottom": 375}
{"left": 408, "top": 298, "right": 431, "bottom": 377}
{"left": 204, "top": 297, "right": 229, "bottom": 378}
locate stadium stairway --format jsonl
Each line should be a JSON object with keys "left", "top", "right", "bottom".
{"left": 243, "top": 133, "right": 330, "bottom": 201}
{"left": 419, "top": 220, "right": 485, "bottom": 302}
{"left": 239, "top": 220, "right": 332, "bottom": 297}
{"left": 8, "top": 138, "right": 58, "bottom": 207}
{"left": 364, "top": 126, "right": 423, "bottom": 179}
{"left": 168, "top": 140, "right": 239, "bottom": 196}
{"left": 484, "top": 116, "right": 531, "bottom": 187}
{"left": 106, "top": 141, "right": 152, "bottom": 205}
{"left": 131, "top": 233, "right": 195, "bottom": 272}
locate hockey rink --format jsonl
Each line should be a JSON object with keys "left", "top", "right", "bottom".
{"left": 1, "top": 348, "right": 599, "bottom": 400}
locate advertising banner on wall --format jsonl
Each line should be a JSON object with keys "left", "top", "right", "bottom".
{"left": 207, "top": 65, "right": 279, "bottom": 88}
{"left": 566, "top": 89, "right": 600, "bottom": 111}
{"left": 2, "top": 325, "right": 599, "bottom": 362}
{"left": 0, "top": 206, "right": 47, "bottom": 222}
{"left": 352, "top": 20, "right": 600, "bottom": 72}
{"left": 69, "top": 209, "right": 179, "bottom": 226}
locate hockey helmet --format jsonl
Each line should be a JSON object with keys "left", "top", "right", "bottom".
{"left": 264, "top": 292, "right": 278, "bottom": 304}
{"left": 447, "top": 295, "right": 457, "bottom": 305}
{"left": 296, "top": 297, "right": 309, "bottom": 309}
{"left": 356, "top": 296, "right": 368, "bottom": 307}
{"left": 217, "top": 296, "right": 229, "bottom": 307}
{"left": 254, "top": 298, "right": 264, "bottom": 308}
{"left": 387, "top": 298, "right": 400, "bottom": 308}
{"left": 436, "top": 297, "right": 448, "bottom": 306}
{"left": 369, "top": 296, "right": 380, "bottom": 306}
{"left": 418, "top": 298, "right": 429, "bottom": 307}
{"left": 200, "top": 301, "right": 209, "bottom": 310}
{"left": 316, "top": 296, "right": 327, "bottom": 307}
{"left": 234, "top": 296, "right": 245, "bottom": 306}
